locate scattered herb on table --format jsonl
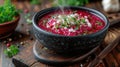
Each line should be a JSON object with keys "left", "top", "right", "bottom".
{"left": 0, "top": 0, "right": 19, "bottom": 24}
{"left": 26, "top": 18, "right": 32, "bottom": 24}
{"left": 4, "top": 45, "right": 19, "bottom": 58}
{"left": 25, "top": 13, "right": 32, "bottom": 24}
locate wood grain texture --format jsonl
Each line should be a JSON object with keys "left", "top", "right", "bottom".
{"left": 12, "top": 43, "right": 104, "bottom": 67}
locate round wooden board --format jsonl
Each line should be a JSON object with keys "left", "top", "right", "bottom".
{"left": 33, "top": 40, "right": 100, "bottom": 66}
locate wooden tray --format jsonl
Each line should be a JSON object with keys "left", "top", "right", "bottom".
{"left": 33, "top": 40, "right": 100, "bottom": 66}
{"left": 12, "top": 40, "right": 104, "bottom": 67}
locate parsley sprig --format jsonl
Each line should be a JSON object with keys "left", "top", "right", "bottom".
{"left": 4, "top": 45, "right": 19, "bottom": 58}
{"left": 0, "top": 0, "right": 19, "bottom": 24}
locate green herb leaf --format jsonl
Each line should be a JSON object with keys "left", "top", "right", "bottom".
{"left": 4, "top": 45, "right": 19, "bottom": 58}
{"left": 25, "top": 13, "right": 31, "bottom": 19}
{"left": 81, "top": 18, "right": 86, "bottom": 23}
{"left": 96, "top": 21, "right": 102, "bottom": 26}
{"left": 30, "top": 0, "right": 41, "bottom": 5}
{"left": 26, "top": 18, "right": 32, "bottom": 24}
{"left": 0, "top": 0, "right": 19, "bottom": 23}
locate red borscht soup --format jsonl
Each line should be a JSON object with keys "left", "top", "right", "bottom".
{"left": 38, "top": 10, "right": 105, "bottom": 36}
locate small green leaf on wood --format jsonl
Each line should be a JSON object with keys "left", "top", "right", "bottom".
{"left": 4, "top": 45, "right": 19, "bottom": 58}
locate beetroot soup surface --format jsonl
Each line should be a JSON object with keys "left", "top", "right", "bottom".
{"left": 38, "top": 10, "right": 105, "bottom": 36}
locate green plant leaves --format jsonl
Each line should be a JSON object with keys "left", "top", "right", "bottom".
{"left": 0, "top": 0, "right": 18, "bottom": 23}
{"left": 4, "top": 45, "right": 19, "bottom": 58}
{"left": 30, "top": 0, "right": 41, "bottom": 5}
{"left": 55, "top": 0, "right": 89, "bottom": 6}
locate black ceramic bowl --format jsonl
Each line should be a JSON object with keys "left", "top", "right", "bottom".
{"left": 32, "top": 6, "right": 109, "bottom": 54}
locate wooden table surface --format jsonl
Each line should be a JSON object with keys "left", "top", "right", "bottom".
{"left": 0, "top": 0, "right": 120, "bottom": 67}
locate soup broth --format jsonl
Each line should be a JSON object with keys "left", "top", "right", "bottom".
{"left": 38, "top": 10, "right": 105, "bottom": 36}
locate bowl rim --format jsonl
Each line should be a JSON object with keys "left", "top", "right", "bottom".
{"left": 32, "top": 6, "right": 109, "bottom": 38}
{"left": 0, "top": 14, "right": 20, "bottom": 26}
